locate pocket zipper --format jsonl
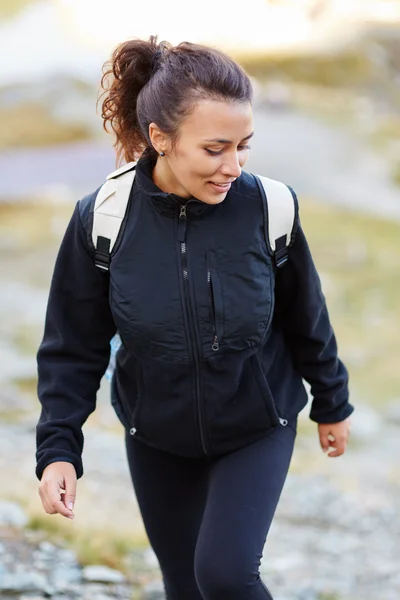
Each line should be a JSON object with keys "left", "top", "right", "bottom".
{"left": 207, "top": 269, "right": 220, "bottom": 352}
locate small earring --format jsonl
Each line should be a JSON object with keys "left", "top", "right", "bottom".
{"left": 160, "top": 151, "right": 165, "bottom": 157}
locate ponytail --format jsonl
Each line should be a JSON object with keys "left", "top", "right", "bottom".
{"left": 99, "top": 35, "right": 162, "bottom": 164}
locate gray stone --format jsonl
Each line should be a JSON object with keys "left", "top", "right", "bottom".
{"left": 82, "top": 565, "right": 126, "bottom": 584}
{"left": 293, "top": 590, "right": 319, "bottom": 600}
{"left": 141, "top": 579, "right": 166, "bottom": 599}
{"left": 0, "top": 501, "right": 28, "bottom": 528}
{"left": 54, "top": 582, "right": 85, "bottom": 598}
{"left": 0, "top": 384, "right": 33, "bottom": 414}
{"left": 57, "top": 548, "right": 79, "bottom": 563}
{"left": 49, "top": 564, "right": 82, "bottom": 591}
{"left": 384, "top": 399, "right": 400, "bottom": 424}
{"left": 143, "top": 547, "right": 159, "bottom": 568}
{"left": 349, "top": 404, "right": 383, "bottom": 440}
{"left": 0, "top": 571, "right": 49, "bottom": 594}
{"left": 32, "top": 558, "right": 48, "bottom": 571}
{"left": 37, "top": 540, "right": 56, "bottom": 554}
{"left": 80, "top": 582, "right": 121, "bottom": 598}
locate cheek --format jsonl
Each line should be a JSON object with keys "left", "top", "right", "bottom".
{"left": 239, "top": 151, "right": 250, "bottom": 167}
{"left": 174, "top": 149, "right": 220, "bottom": 185}
{"left": 190, "top": 157, "right": 219, "bottom": 181}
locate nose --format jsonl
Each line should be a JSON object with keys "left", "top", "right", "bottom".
{"left": 220, "top": 152, "right": 242, "bottom": 178}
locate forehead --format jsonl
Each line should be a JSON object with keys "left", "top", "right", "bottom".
{"left": 180, "top": 98, "right": 253, "bottom": 140}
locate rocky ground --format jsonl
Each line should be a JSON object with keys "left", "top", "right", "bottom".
{"left": 0, "top": 517, "right": 163, "bottom": 600}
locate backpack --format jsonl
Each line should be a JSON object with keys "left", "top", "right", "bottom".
{"left": 91, "top": 161, "right": 298, "bottom": 379}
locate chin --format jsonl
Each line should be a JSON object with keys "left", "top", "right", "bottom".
{"left": 198, "top": 192, "right": 228, "bottom": 205}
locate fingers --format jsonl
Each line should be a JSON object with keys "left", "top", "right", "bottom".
{"left": 40, "top": 485, "right": 74, "bottom": 519}
{"left": 325, "top": 435, "right": 347, "bottom": 457}
{"left": 62, "top": 472, "right": 77, "bottom": 513}
{"left": 319, "top": 436, "right": 345, "bottom": 457}
{"left": 38, "top": 462, "right": 77, "bottom": 520}
{"left": 319, "top": 432, "right": 330, "bottom": 454}
{"left": 318, "top": 419, "right": 351, "bottom": 458}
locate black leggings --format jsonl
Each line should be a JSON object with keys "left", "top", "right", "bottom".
{"left": 125, "top": 421, "right": 297, "bottom": 600}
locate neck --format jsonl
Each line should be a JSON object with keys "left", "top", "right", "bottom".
{"left": 152, "top": 157, "right": 191, "bottom": 199}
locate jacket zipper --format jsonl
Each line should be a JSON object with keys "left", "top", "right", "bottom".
{"left": 178, "top": 205, "right": 208, "bottom": 455}
{"left": 207, "top": 270, "right": 220, "bottom": 352}
{"left": 107, "top": 334, "right": 137, "bottom": 436}
{"left": 258, "top": 357, "right": 288, "bottom": 428}
{"left": 121, "top": 393, "right": 138, "bottom": 436}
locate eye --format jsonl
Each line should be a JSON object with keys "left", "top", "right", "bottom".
{"left": 205, "top": 144, "right": 251, "bottom": 156}
{"left": 205, "top": 148, "right": 223, "bottom": 156}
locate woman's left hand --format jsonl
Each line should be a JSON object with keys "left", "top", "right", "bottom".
{"left": 318, "top": 417, "right": 352, "bottom": 457}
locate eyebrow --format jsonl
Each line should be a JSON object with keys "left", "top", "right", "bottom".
{"left": 203, "top": 132, "right": 254, "bottom": 144}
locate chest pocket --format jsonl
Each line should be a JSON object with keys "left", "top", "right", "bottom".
{"left": 199, "top": 244, "right": 275, "bottom": 356}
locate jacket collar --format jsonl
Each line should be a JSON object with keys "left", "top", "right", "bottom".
{"left": 135, "top": 156, "right": 215, "bottom": 218}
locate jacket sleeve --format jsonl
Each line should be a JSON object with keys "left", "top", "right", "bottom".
{"left": 36, "top": 199, "right": 116, "bottom": 480}
{"left": 274, "top": 208, "right": 354, "bottom": 424}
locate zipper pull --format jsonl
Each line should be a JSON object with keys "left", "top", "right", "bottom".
{"left": 279, "top": 418, "right": 288, "bottom": 427}
{"left": 212, "top": 335, "right": 219, "bottom": 351}
{"left": 178, "top": 205, "right": 187, "bottom": 242}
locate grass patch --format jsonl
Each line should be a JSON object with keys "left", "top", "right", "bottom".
{"left": 0, "top": 200, "right": 73, "bottom": 250}
{"left": 391, "top": 161, "right": 400, "bottom": 187}
{"left": 0, "top": 409, "right": 31, "bottom": 424}
{"left": 0, "top": 103, "right": 93, "bottom": 149}
{"left": 13, "top": 325, "right": 42, "bottom": 357}
{"left": 237, "top": 49, "right": 372, "bottom": 89}
{"left": 28, "top": 513, "right": 148, "bottom": 571}
{"left": 13, "top": 376, "right": 38, "bottom": 397}
{"left": 300, "top": 199, "right": 400, "bottom": 408}
{"left": 371, "top": 115, "right": 400, "bottom": 147}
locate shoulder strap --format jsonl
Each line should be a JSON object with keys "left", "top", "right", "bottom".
{"left": 254, "top": 174, "right": 297, "bottom": 268}
{"left": 92, "top": 161, "right": 137, "bottom": 271}
{"left": 92, "top": 165, "right": 296, "bottom": 271}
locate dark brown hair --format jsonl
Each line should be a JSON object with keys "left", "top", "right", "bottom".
{"left": 99, "top": 35, "right": 253, "bottom": 164}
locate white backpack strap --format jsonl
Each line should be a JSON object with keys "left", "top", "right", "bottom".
{"left": 92, "top": 161, "right": 137, "bottom": 271}
{"left": 255, "top": 174, "right": 297, "bottom": 268}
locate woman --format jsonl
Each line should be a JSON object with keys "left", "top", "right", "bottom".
{"left": 36, "top": 36, "right": 353, "bottom": 599}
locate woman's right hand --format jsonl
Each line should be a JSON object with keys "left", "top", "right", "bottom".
{"left": 38, "top": 462, "right": 77, "bottom": 520}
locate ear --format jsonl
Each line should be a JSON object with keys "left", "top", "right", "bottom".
{"left": 149, "top": 123, "right": 170, "bottom": 155}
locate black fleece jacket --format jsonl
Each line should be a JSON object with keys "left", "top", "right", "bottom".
{"left": 36, "top": 158, "right": 353, "bottom": 479}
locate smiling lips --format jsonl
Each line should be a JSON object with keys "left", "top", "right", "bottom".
{"left": 208, "top": 180, "right": 234, "bottom": 192}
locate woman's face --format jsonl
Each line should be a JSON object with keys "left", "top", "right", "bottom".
{"left": 151, "top": 99, "right": 254, "bottom": 204}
